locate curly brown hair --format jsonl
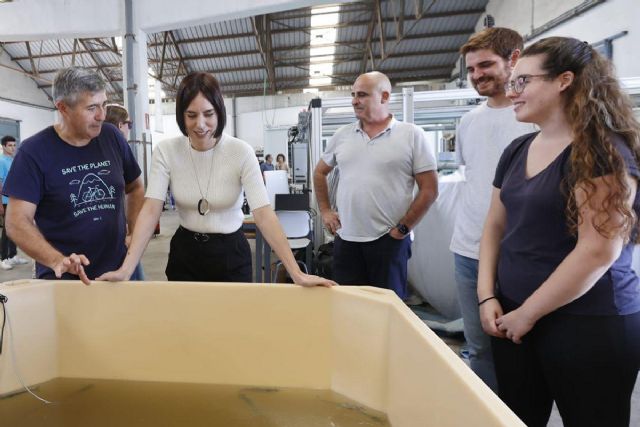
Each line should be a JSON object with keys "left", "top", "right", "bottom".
{"left": 522, "top": 37, "right": 640, "bottom": 241}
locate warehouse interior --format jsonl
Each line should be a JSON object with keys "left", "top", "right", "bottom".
{"left": 1, "top": 0, "right": 639, "bottom": 426}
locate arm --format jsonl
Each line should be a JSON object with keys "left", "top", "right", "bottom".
{"left": 0, "top": 168, "right": 5, "bottom": 215}
{"left": 390, "top": 170, "right": 438, "bottom": 239}
{"left": 96, "top": 197, "right": 164, "bottom": 281}
{"left": 125, "top": 176, "right": 145, "bottom": 236}
{"left": 477, "top": 188, "right": 508, "bottom": 338}
{"left": 312, "top": 159, "right": 340, "bottom": 234}
{"left": 496, "top": 175, "right": 636, "bottom": 343}
{"left": 252, "top": 205, "right": 336, "bottom": 287}
{"left": 6, "top": 198, "right": 90, "bottom": 284}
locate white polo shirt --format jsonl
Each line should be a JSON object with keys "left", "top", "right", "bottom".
{"left": 322, "top": 117, "right": 436, "bottom": 242}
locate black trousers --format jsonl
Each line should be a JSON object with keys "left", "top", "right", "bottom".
{"left": 333, "top": 233, "right": 411, "bottom": 299}
{"left": 492, "top": 296, "right": 640, "bottom": 427}
{"left": 166, "top": 226, "right": 252, "bottom": 283}
{"left": 1, "top": 204, "right": 17, "bottom": 261}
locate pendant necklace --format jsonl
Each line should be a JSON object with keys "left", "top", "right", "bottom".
{"left": 187, "top": 136, "right": 217, "bottom": 216}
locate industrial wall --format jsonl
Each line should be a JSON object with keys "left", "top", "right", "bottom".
{"left": 482, "top": 0, "right": 639, "bottom": 78}
{"left": 0, "top": 50, "right": 55, "bottom": 141}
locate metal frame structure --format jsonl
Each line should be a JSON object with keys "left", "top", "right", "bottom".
{"left": 0, "top": 0, "right": 489, "bottom": 103}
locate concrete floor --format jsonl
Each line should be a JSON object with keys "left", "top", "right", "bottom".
{"left": 1, "top": 209, "right": 639, "bottom": 426}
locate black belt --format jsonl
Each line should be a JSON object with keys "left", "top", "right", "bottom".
{"left": 178, "top": 226, "right": 242, "bottom": 243}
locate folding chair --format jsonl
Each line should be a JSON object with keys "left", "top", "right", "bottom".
{"left": 273, "top": 210, "right": 313, "bottom": 282}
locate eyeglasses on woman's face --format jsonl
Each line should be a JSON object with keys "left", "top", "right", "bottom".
{"left": 504, "top": 74, "right": 551, "bottom": 94}
{"left": 122, "top": 120, "right": 133, "bottom": 130}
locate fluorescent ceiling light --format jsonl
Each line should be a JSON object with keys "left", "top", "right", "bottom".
{"left": 308, "top": 5, "right": 339, "bottom": 90}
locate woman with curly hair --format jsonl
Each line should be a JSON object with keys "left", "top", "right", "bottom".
{"left": 477, "top": 37, "right": 640, "bottom": 426}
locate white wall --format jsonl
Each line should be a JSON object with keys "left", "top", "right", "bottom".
{"left": 237, "top": 107, "right": 305, "bottom": 149}
{"left": 149, "top": 98, "right": 306, "bottom": 150}
{"left": 0, "top": 50, "right": 52, "bottom": 107}
{"left": 0, "top": 50, "right": 55, "bottom": 140}
{"left": 480, "top": 0, "right": 585, "bottom": 35}
{"left": 0, "top": 0, "right": 354, "bottom": 42}
{"left": 482, "top": 0, "right": 640, "bottom": 78}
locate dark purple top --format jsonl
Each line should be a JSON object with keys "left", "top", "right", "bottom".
{"left": 493, "top": 132, "right": 640, "bottom": 315}
{"left": 2, "top": 124, "right": 141, "bottom": 280}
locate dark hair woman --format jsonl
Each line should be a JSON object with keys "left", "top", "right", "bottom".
{"left": 97, "top": 72, "right": 334, "bottom": 287}
{"left": 477, "top": 37, "right": 640, "bottom": 426}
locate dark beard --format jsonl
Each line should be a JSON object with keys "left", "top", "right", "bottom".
{"left": 472, "top": 77, "right": 504, "bottom": 97}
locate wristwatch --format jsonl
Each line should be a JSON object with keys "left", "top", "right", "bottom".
{"left": 395, "top": 223, "right": 410, "bottom": 235}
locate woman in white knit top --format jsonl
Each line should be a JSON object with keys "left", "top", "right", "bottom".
{"left": 97, "top": 72, "right": 335, "bottom": 287}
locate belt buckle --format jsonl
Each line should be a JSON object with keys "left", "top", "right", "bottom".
{"left": 194, "top": 232, "right": 210, "bottom": 243}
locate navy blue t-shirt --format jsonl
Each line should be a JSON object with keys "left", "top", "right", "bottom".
{"left": 493, "top": 132, "right": 640, "bottom": 315}
{"left": 2, "top": 124, "right": 141, "bottom": 280}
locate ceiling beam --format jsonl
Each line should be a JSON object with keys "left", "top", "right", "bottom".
{"left": 158, "top": 65, "right": 452, "bottom": 86}
{"left": 71, "top": 38, "right": 78, "bottom": 66}
{"left": 376, "top": 0, "right": 385, "bottom": 60}
{"left": 78, "top": 38, "right": 121, "bottom": 99}
{"left": 376, "top": 0, "right": 439, "bottom": 69}
{"left": 146, "top": 28, "right": 472, "bottom": 57}
{"left": 167, "top": 30, "right": 189, "bottom": 90}
{"left": 360, "top": 8, "right": 376, "bottom": 74}
{"left": 147, "top": 47, "right": 458, "bottom": 70}
{"left": 25, "top": 41, "right": 38, "bottom": 77}
{"left": 12, "top": 46, "right": 115, "bottom": 61}
{"left": 145, "top": 8, "right": 484, "bottom": 47}
{"left": 219, "top": 73, "right": 451, "bottom": 97}
{"left": 158, "top": 31, "right": 169, "bottom": 81}
{"left": 269, "top": 9, "right": 485, "bottom": 34}
{"left": 252, "top": 15, "right": 277, "bottom": 94}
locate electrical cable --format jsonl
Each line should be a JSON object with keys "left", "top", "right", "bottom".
{"left": 0, "top": 294, "right": 6, "bottom": 356}
{"left": 0, "top": 295, "right": 53, "bottom": 404}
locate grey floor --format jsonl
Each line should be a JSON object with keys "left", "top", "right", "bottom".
{"left": 1, "top": 209, "right": 639, "bottom": 426}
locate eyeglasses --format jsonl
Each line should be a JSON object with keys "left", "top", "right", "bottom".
{"left": 505, "top": 74, "right": 551, "bottom": 94}
{"left": 123, "top": 120, "right": 133, "bottom": 130}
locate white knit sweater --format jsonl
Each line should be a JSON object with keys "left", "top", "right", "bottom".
{"left": 146, "top": 133, "right": 270, "bottom": 233}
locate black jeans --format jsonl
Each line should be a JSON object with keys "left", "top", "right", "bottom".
{"left": 166, "top": 226, "right": 252, "bottom": 282}
{"left": 492, "top": 296, "right": 640, "bottom": 427}
{"left": 333, "top": 233, "right": 412, "bottom": 299}
{"left": 1, "top": 204, "right": 17, "bottom": 261}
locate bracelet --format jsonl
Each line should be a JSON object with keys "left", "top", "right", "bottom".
{"left": 478, "top": 296, "right": 497, "bottom": 306}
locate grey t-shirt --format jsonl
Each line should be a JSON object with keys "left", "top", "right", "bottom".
{"left": 322, "top": 117, "right": 437, "bottom": 242}
{"left": 449, "top": 102, "right": 536, "bottom": 259}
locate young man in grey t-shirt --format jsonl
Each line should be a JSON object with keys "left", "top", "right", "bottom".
{"left": 450, "top": 28, "right": 536, "bottom": 392}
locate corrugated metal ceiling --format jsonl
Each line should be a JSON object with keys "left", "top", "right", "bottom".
{"left": 0, "top": 0, "right": 488, "bottom": 102}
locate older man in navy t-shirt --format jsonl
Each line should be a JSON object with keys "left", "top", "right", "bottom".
{"left": 2, "top": 67, "right": 143, "bottom": 284}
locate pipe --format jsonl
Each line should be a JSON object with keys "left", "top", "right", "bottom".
{"left": 525, "top": 0, "right": 606, "bottom": 41}
{"left": 124, "top": 0, "right": 138, "bottom": 159}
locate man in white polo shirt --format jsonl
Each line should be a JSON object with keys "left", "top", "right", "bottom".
{"left": 313, "top": 71, "right": 438, "bottom": 299}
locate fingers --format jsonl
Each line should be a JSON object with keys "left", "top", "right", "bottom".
{"left": 95, "top": 270, "right": 128, "bottom": 282}
{"left": 295, "top": 274, "right": 337, "bottom": 288}
{"left": 77, "top": 267, "right": 91, "bottom": 286}
{"left": 94, "top": 272, "right": 113, "bottom": 281}
{"left": 318, "top": 278, "right": 337, "bottom": 287}
{"left": 495, "top": 317, "right": 523, "bottom": 344}
{"left": 322, "top": 212, "right": 341, "bottom": 235}
{"left": 58, "top": 253, "right": 92, "bottom": 285}
{"left": 324, "top": 220, "right": 339, "bottom": 235}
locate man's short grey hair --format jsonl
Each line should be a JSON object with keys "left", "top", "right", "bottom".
{"left": 53, "top": 67, "right": 106, "bottom": 106}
